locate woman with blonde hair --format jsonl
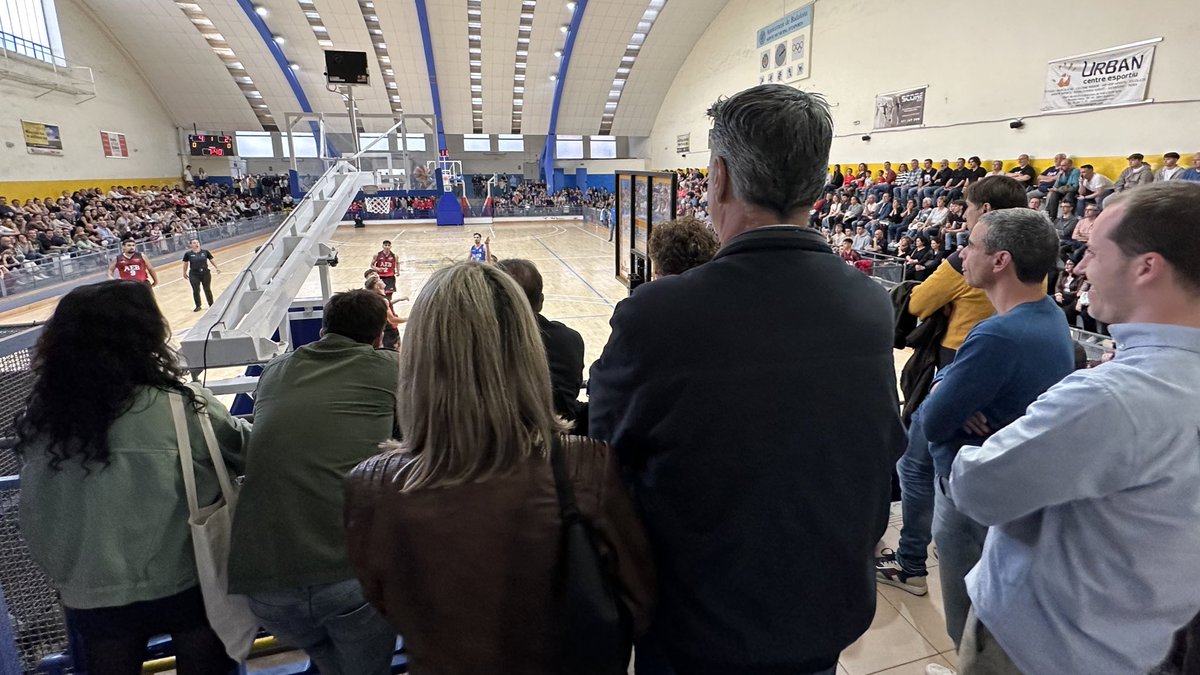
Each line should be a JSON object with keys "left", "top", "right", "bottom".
{"left": 344, "top": 261, "right": 655, "bottom": 675}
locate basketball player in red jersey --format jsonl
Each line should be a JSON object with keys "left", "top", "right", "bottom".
{"left": 109, "top": 237, "right": 158, "bottom": 286}
{"left": 370, "top": 240, "right": 398, "bottom": 296}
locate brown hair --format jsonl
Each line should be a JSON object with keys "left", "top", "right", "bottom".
{"left": 964, "top": 175, "right": 1026, "bottom": 211}
{"left": 648, "top": 216, "right": 719, "bottom": 277}
{"left": 1106, "top": 182, "right": 1200, "bottom": 293}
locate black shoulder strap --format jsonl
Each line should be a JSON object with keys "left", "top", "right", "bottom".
{"left": 548, "top": 434, "right": 581, "bottom": 522}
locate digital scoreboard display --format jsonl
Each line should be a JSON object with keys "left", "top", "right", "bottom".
{"left": 189, "top": 134, "right": 235, "bottom": 157}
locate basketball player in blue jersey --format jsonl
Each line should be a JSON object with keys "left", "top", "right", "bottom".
{"left": 469, "top": 232, "right": 491, "bottom": 263}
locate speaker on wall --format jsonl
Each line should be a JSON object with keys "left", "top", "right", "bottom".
{"left": 324, "top": 50, "right": 369, "bottom": 85}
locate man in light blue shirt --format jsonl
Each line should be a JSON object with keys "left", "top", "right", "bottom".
{"left": 950, "top": 181, "right": 1200, "bottom": 674}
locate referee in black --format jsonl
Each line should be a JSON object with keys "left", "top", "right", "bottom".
{"left": 181, "top": 238, "right": 221, "bottom": 311}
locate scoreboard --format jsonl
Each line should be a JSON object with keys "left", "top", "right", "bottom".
{"left": 189, "top": 134, "right": 235, "bottom": 157}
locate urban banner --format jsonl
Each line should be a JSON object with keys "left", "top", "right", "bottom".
{"left": 874, "top": 87, "right": 927, "bottom": 130}
{"left": 1043, "top": 39, "right": 1160, "bottom": 111}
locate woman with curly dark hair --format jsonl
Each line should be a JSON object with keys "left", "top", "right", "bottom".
{"left": 17, "top": 280, "right": 250, "bottom": 675}
{"left": 648, "top": 216, "right": 719, "bottom": 278}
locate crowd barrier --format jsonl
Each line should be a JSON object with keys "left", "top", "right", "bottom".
{"left": 0, "top": 213, "right": 287, "bottom": 299}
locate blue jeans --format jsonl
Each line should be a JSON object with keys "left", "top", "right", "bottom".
{"left": 895, "top": 407, "right": 935, "bottom": 576}
{"left": 248, "top": 578, "right": 397, "bottom": 675}
{"left": 945, "top": 231, "right": 969, "bottom": 250}
{"left": 933, "top": 478, "right": 989, "bottom": 650}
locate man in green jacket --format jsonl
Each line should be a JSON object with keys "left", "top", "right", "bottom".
{"left": 229, "top": 289, "right": 399, "bottom": 673}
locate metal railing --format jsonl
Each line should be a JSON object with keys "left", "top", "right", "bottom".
{"left": 0, "top": 213, "right": 286, "bottom": 299}
{"left": 492, "top": 205, "right": 583, "bottom": 218}
{"left": 0, "top": 30, "right": 93, "bottom": 97}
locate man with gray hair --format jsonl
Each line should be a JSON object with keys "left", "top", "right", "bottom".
{"left": 590, "top": 84, "right": 905, "bottom": 674}
{"left": 918, "top": 208, "right": 1075, "bottom": 651}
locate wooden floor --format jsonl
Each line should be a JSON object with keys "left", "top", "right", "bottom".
{"left": 8, "top": 219, "right": 938, "bottom": 675}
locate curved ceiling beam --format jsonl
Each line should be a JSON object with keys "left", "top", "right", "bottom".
{"left": 413, "top": 0, "right": 447, "bottom": 154}
{"left": 540, "top": 0, "right": 588, "bottom": 190}
{"left": 234, "top": 0, "right": 336, "bottom": 157}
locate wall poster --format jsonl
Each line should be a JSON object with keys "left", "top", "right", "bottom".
{"left": 755, "top": 3, "right": 814, "bottom": 86}
{"left": 1043, "top": 38, "right": 1160, "bottom": 111}
{"left": 22, "top": 120, "right": 63, "bottom": 156}
{"left": 873, "top": 86, "right": 927, "bottom": 129}
{"left": 100, "top": 130, "right": 129, "bottom": 158}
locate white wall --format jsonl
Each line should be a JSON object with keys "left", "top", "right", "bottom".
{"left": 647, "top": 0, "right": 1200, "bottom": 168}
{"left": 0, "top": 0, "right": 180, "bottom": 184}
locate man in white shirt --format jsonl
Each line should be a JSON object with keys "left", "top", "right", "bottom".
{"left": 1075, "top": 164, "right": 1114, "bottom": 215}
{"left": 949, "top": 181, "right": 1200, "bottom": 675}
{"left": 1156, "top": 152, "right": 1184, "bottom": 182}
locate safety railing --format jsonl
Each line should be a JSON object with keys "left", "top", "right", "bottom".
{"left": 0, "top": 213, "right": 286, "bottom": 299}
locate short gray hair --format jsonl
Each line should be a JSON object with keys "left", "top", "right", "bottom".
{"left": 707, "top": 84, "right": 833, "bottom": 217}
{"left": 978, "top": 208, "right": 1059, "bottom": 284}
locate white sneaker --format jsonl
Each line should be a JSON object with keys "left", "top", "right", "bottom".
{"left": 926, "top": 664, "right": 957, "bottom": 675}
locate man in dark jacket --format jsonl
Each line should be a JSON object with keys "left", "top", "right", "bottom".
{"left": 496, "top": 258, "right": 586, "bottom": 432}
{"left": 589, "top": 84, "right": 906, "bottom": 675}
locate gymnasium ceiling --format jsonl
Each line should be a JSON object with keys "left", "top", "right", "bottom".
{"left": 79, "top": 0, "right": 728, "bottom": 137}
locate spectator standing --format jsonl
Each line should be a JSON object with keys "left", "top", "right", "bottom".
{"left": 922, "top": 208, "right": 1074, "bottom": 649}
{"left": 18, "top": 281, "right": 248, "bottom": 675}
{"left": 948, "top": 181, "right": 1200, "bottom": 674}
{"left": 230, "top": 290, "right": 399, "bottom": 674}
{"left": 646, "top": 216, "right": 718, "bottom": 278}
{"left": 495, "top": 259, "right": 587, "bottom": 432}
{"left": 879, "top": 178, "right": 1030, "bottom": 601}
{"left": 590, "top": 85, "right": 905, "bottom": 675}
{"left": 344, "top": 262, "right": 655, "bottom": 674}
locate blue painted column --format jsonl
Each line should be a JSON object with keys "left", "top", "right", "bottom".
{"left": 541, "top": 0, "right": 588, "bottom": 194}
{"left": 413, "top": 0, "right": 463, "bottom": 224}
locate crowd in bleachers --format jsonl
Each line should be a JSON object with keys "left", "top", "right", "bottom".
{"left": 0, "top": 183, "right": 290, "bottom": 284}
{"left": 489, "top": 180, "right": 614, "bottom": 210}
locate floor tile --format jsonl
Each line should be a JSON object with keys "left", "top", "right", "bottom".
{"left": 876, "top": 525, "right": 901, "bottom": 557}
{"left": 840, "top": 593, "right": 940, "bottom": 675}
{"left": 870, "top": 654, "right": 955, "bottom": 674}
{"left": 940, "top": 649, "right": 959, "bottom": 668}
{"left": 878, "top": 569, "right": 954, "bottom": 653}
{"left": 838, "top": 663, "right": 850, "bottom": 675}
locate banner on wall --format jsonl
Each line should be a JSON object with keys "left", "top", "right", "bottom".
{"left": 1042, "top": 38, "right": 1160, "bottom": 111}
{"left": 100, "top": 130, "right": 129, "bottom": 158}
{"left": 676, "top": 133, "right": 690, "bottom": 154}
{"left": 21, "top": 120, "right": 63, "bottom": 156}
{"left": 873, "top": 86, "right": 927, "bottom": 130}
{"left": 755, "top": 3, "right": 813, "bottom": 86}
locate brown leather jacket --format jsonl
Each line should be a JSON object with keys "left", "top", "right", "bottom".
{"left": 344, "top": 436, "right": 656, "bottom": 675}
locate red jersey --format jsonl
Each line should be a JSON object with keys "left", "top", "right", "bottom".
{"left": 113, "top": 252, "right": 150, "bottom": 282}
{"left": 372, "top": 250, "right": 397, "bottom": 277}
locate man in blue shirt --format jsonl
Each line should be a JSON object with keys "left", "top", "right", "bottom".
{"left": 920, "top": 208, "right": 1074, "bottom": 649}
{"left": 949, "top": 181, "right": 1200, "bottom": 674}
{"left": 1181, "top": 151, "right": 1200, "bottom": 182}
{"left": 1045, "top": 157, "right": 1080, "bottom": 216}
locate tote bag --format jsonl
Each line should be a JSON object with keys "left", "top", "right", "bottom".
{"left": 169, "top": 388, "right": 259, "bottom": 662}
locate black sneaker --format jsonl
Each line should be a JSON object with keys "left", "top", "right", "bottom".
{"left": 876, "top": 558, "right": 928, "bottom": 596}
{"left": 193, "top": 306, "right": 202, "bottom": 312}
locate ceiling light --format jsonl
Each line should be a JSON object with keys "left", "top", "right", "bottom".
{"left": 289, "top": 62, "right": 300, "bottom": 70}
{"left": 554, "top": 49, "right": 562, "bottom": 57}
{"left": 549, "top": 74, "right": 556, "bottom": 81}
{"left": 254, "top": 5, "right": 268, "bottom": 16}
{"left": 567, "top": 1, "right": 576, "bottom": 9}
{"left": 272, "top": 34, "right": 284, "bottom": 44}
{"left": 560, "top": 25, "right": 568, "bottom": 32}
